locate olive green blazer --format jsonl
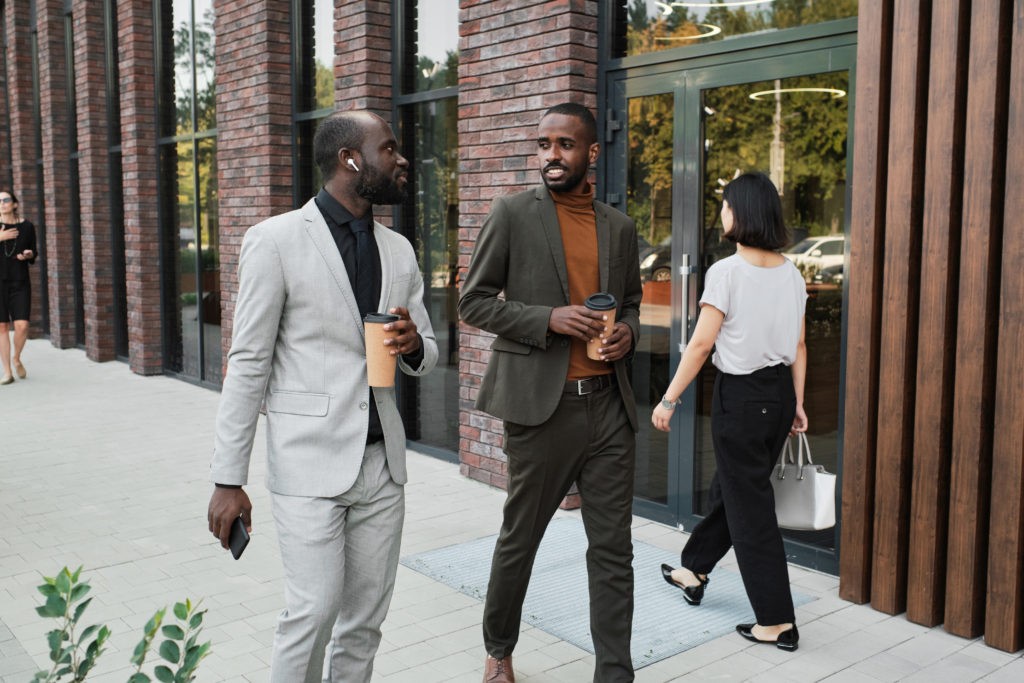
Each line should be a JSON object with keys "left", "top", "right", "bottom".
{"left": 459, "top": 186, "right": 642, "bottom": 430}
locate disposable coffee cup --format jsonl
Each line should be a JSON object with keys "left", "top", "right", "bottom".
{"left": 584, "top": 292, "right": 617, "bottom": 360}
{"left": 364, "top": 312, "right": 401, "bottom": 387}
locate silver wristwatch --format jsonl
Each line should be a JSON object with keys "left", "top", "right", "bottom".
{"left": 660, "top": 395, "right": 680, "bottom": 410}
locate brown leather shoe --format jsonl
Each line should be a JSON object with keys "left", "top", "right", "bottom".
{"left": 13, "top": 359, "right": 25, "bottom": 379}
{"left": 483, "top": 654, "right": 514, "bottom": 683}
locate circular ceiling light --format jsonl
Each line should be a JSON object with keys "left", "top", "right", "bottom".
{"left": 748, "top": 87, "right": 847, "bottom": 100}
{"left": 658, "top": 0, "right": 773, "bottom": 13}
{"left": 655, "top": 24, "right": 723, "bottom": 41}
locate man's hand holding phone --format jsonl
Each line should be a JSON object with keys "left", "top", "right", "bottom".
{"left": 208, "top": 486, "right": 252, "bottom": 559}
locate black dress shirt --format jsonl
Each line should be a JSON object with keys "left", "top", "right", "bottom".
{"left": 313, "top": 188, "right": 424, "bottom": 444}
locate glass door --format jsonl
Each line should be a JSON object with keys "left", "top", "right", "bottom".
{"left": 605, "top": 42, "right": 854, "bottom": 570}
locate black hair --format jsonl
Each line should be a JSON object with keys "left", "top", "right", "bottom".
{"left": 313, "top": 112, "right": 367, "bottom": 181}
{"left": 722, "top": 172, "right": 789, "bottom": 250}
{"left": 542, "top": 102, "right": 597, "bottom": 145}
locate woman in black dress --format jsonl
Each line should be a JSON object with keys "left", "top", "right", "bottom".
{"left": 0, "top": 189, "right": 37, "bottom": 385}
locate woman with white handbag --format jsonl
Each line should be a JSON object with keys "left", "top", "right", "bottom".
{"left": 651, "top": 172, "right": 808, "bottom": 652}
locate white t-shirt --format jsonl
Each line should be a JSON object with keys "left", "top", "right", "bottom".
{"left": 698, "top": 254, "right": 807, "bottom": 375}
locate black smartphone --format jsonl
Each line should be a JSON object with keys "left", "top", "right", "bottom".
{"left": 228, "top": 516, "right": 250, "bottom": 560}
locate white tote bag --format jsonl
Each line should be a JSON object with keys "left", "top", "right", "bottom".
{"left": 770, "top": 432, "right": 836, "bottom": 531}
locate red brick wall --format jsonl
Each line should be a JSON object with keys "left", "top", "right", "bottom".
{"left": 3, "top": 1, "right": 45, "bottom": 335}
{"left": 214, "top": 0, "right": 294, "bottom": 360}
{"left": 336, "top": 1, "right": 392, "bottom": 115}
{"left": 119, "top": 0, "right": 163, "bottom": 375}
{"left": 35, "top": 0, "right": 76, "bottom": 348}
{"left": 72, "top": 1, "right": 115, "bottom": 362}
{"left": 456, "top": 0, "right": 598, "bottom": 489}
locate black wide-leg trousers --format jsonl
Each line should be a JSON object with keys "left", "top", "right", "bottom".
{"left": 483, "top": 384, "right": 636, "bottom": 683}
{"left": 680, "top": 364, "right": 797, "bottom": 625}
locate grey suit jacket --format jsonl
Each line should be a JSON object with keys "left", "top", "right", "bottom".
{"left": 210, "top": 198, "right": 438, "bottom": 498}
{"left": 459, "top": 186, "right": 642, "bottom": 430}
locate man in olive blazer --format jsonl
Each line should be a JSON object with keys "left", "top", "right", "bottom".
{"left": 207, "top": 111, "right": 437, "bottom": 683}
{"left": 460, "top": 103, "right": 642, "bottom": 683}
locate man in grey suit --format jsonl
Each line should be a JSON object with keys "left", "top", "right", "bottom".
{"left": 207, "top": 110, "right": 437, "bottom": 683}
{"left": 460, "top": 103, "right": 642, "bottom": 683}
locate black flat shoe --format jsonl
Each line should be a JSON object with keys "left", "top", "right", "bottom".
{"left": 660, "top": 563, "right": 709, "bottom": 605}
{"left": 736, "top": 623, "right": 799, "bottom": 651}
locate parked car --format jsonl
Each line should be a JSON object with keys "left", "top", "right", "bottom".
{"left": 811, "top": 263, "right": 844, "bottom": 286}
{"left": 784, "top": 235, "right": 845, "bottom": 279}
{"left": 639, "top": 238, "right": 672, "bottom": 282}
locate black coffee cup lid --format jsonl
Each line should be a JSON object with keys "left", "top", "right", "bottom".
{"left": 364, "top": 312, "right": 401, "bottom": 323}
{"left": 584, "top": 292, "right": 617, "bottom": 311}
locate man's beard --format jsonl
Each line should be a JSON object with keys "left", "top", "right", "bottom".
{"left": 541, "top": 163, "right": 588, "bottom": 193}
{"left": 356, "top": 162, "right": 407, "bottom": 205}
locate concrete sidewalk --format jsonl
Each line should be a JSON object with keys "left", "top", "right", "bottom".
{"left": 0, "top": 340, "right": 1020, "bottom": 682}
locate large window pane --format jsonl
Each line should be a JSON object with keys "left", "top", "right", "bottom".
{"left": 195, "top": 0, "right": 216, "bottom": 130}
{"left": 627, "top": 92, "right": 674, "bottom": 505}
{"left": 399, "top": 98, "right": 460, "bottom": 452}
{"left": 697, "top": 71, "right": 849, "bottom": 551}
{"left": 403, "top": 0, "right": 459, "bottom": 92}
{"left": 616, "top": 0, "right": 857, "bottom": 58}
{"left": 198, "top": 136, "right": 221, "bottom": 382}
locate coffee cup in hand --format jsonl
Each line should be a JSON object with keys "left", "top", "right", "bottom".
{"left": 364, "top": 312, "right": 401, "bottom": 387}
{"left": 584, "top": 292, "right": 617, "bottom": 361}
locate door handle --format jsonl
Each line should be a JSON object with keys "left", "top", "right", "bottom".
{"left": 678, "top": 254, "right": 695, "bottom": 352}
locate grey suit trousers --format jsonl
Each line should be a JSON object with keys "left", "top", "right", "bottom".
{"left": 269, "top": 443, "right": 404, "bottom": 683}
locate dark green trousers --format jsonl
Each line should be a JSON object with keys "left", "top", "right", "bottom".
{"left": 483, "top": 384, "right": 636, "bottom": 683}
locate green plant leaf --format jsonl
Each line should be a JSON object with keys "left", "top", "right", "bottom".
{"left": 46, "top": 630, "right": 63, "bottom": 654}
{"left": 69, "top": 583, "right": 91, "bottom": 603}
{"left": 70, "top": 566, "right": 83, "bottom": 582}
{"left": 127, "top": 674, "right": 151, "bottom": 683}
{"left": 144, "top": 608, "right": 166, "bottom": 635}
{"left": 37, "top": 583, "right": 59, "bottom": 598}
{"left": 161, "top": 624, "right": 185, "bottom": 640}
{"left": 39, "top": 595, "right": 66, "bottom": 618}
{"left": 72, "top": 597, "right": 93, "bottom": 623}
{"left": 55, "top": 665, "right": 72, "bottom": 676}
{"left": 173, "top": 602, "right": 188, "bottom": 620}
{"left": 81, "top": 624, "right": 99, "bottom": 640}
{"left": 159, "top": 640, "right": 180, "bottom": 664}
{"left": 154, "top": 665, "right": 174, "bottom": 683}
{"left": 182, "top": 640, "right": 210, "bottom": 670}
{"left": 54, "top": 570, "right": 72, "bottom": 595}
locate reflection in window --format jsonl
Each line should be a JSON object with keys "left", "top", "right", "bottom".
{"left": 294, "top": 0, "right": 335, "bottom": 204}
{"left": 402, "top": 0, "right": 459, "bottom": 93}
{"left": 160, "top": 0, "right": 219, "bottom": 384}
{"left": 697, "top": 71, "right": 849, "bottom": 551}
{"left": 614, "top": 0, "right": 857, "bottom": 58}
{"left": 398, "top": 98, "right": 460, "bottom": 453}
{"left": 627, "top": 93, "right": 674, "bottom": 505}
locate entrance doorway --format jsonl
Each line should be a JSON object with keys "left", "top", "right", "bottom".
{"left": 603, "top": 37, "right": 855, "bottom": 571}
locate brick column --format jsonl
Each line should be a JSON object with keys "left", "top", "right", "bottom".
{"left": 72, "top": 1, "right": 115, "bottom": 362}
{"left": 214, "top": 0, "right": 294, "bottom": 356}
{"left": 336, "top": 1, "right": 392, "bottom": 115}
{"left": 35, "top": 0, "right": 76, "bottom": 348}
{"left": 457, "top": 0, "right": 599, "bottom": 489}
{"left": 3, "top": 1, "right": 45, "bottom": 334}
{"left": 118, "top": 1, "right": 163, "bottom": 374}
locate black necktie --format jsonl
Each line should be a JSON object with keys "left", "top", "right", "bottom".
{"left": 350, "top": 217, "right": 375, "bottom": 316}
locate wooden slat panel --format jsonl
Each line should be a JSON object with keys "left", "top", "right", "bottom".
{"left": 839, "top": 1, "right": 893, "bottom": 604}
{"left": 945, "top": 0, "right": 1012, "bottom": 639}
{"left": 906, "top": 0, "right": 970, "bottom": 627}
{"left": 985, "top": 0, "right": 1024, "bottom": 653}
{"left": 871, "top": 0, "right": 931, "bottom": 615}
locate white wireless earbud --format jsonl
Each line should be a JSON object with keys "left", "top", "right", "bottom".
{"left": 347, "top": 159, "right": 360, "bottom": 172}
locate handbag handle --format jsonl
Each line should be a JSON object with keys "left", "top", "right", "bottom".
{"left": 776, "top": 433, "right": 814, "bottom": 480}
